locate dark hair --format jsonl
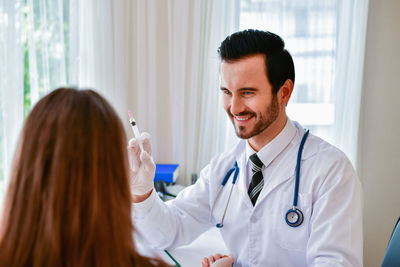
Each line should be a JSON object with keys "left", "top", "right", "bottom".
{"left": 0, "top": 88, "right": 169, "bottom": 267}
{"left": 218, "top": 29, "right": 295, "bottom": 94}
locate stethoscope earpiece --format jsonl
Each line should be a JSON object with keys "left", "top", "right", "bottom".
{"left": 285, "top": 207, "right": 304, "bottom": 227}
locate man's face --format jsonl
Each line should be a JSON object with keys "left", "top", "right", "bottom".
{"left": 220, "top": 54, "right": 283, "bottom": 141}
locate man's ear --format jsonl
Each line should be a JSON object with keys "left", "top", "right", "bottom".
{"left": 278, "top": 79, "right": 294, "bottom": 106}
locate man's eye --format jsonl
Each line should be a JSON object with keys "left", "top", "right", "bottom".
{"left": 222, "top": 90, "right": 232, "bottom": 95}
{"left": 243, "top": 91, "right": 253, "bottom": 96}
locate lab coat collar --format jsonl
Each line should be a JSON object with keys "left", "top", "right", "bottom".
{"left": 245, "top": 118, "right": 297, "bottom": 169}
{"left": 230, "top": 119, "right": 318, "bottom": 209}
{"left": 255, "top": 121, "right": 318, "bottom": 206}
{"left": 291, "top": 121, "right": 317, "bottom": 161}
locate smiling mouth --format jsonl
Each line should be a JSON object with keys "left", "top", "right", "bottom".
{"left": 234, "top": 115, "right": 253, "bottom": 122}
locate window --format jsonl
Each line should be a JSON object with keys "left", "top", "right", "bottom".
{"left": 0, "top": 0, "right": 70, "bottom": 206}
{"left": 240, "top": 0, "right": 339, "bottom": 144}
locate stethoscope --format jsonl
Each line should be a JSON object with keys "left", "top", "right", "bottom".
{"left": 211, "top": 129, "right": 310, "bottom": 228}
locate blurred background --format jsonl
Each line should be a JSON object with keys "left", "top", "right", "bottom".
{"left": 0, "top": 0, "right": 399, "bottom": 266}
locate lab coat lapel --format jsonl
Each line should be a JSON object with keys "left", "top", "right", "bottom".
{"left": 256, "top": 151, "right": 297, "bottom": 203}
{"left": 236, "top": 151, "right": 254, "bottom": 209}
{"left": 253, "top": 120, "right": 298, "bottom": 204}
{"left": 237, "top": 149, "right": 297, "bottom": 209}
{"left": 255, "top": 131, "right": 319, "bottom": 205}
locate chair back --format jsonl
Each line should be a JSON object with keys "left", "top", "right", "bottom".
{"left": 381, "top": 217, "right": 400, "bottom": 267}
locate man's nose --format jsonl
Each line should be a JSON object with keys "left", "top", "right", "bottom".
{"left": 230, "top": 95, "right": 245, "bottom": 115}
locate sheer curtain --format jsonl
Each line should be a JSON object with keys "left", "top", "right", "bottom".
{"left": 69, "top": 0, "right": 132, "bottom": 125}
{"left": 0, "top": 0, "right": 69, "bottom": 209}
{"left": 130, "top": 0, "right": 238, "bottom": 185}
{"left": 26, "top": 0, "right": 68, "bottom": 105}
{"left": 238, "top": 0, "right": 369, "bottom": 167}
{"left": 333, "top": 0, "right": 369, "bottom": 168}
{"left": 69, "top": 0, "right": 240, "bottom": 185}
{"left": 0, "top": 0, "right": 134, "bottom": 209}
{"left": 0, "top": 0, "right": 240, "bottom": 198}
{"left": 0, "top": 0, "right": 24, "bottom": 208}
{"left": 72, "top": 0, "right": 239, "bottom": 185}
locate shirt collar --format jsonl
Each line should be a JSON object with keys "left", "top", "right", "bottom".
{"left": 245, "top": 119, "right": 297, "bottom": 168}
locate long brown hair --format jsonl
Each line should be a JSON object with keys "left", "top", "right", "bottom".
{"left": 0, "top": 88, "right": 169, "bottom": 267}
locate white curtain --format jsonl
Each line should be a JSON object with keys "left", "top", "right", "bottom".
{"left": 238, "top": 0, "right": 369, "bottom": 167}
{"left": 0, "top": 0, "right": 239, "bottom": 204}
{"left": 0, "top": 0, "right": 133, "bottom": 209}
{"left": 0, "top": 0, "right": 24, "bottom": 208}
{"left": 34, "top": 0, "right": 239, "bottom": 186}
{"left": 0, "top": 0, "right": 73, "bottom": 210}
{"left": 333, "top": 0, "right": 369, "bottom": 168}
{"left": 69, "top": 0, "right": 132, "bottom": 126}
{"left": 26, "top": 0, "right": 67, "bottom": 105}
{"left": 130, "top": 0, "right": 238, "bottom": 185}
{"left": 69, "top": 0, "right": 241, "bottom": 185}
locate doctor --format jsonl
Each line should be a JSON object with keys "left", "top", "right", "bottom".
{"left": 129, "top": 29, "right": 363, "bottom": 267}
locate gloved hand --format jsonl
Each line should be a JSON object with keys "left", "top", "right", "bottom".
{"left": 128, "top": 132, "right": 155, "bottom": 196}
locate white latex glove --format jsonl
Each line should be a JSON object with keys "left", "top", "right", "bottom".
{"left": 128, "top": 132, "right": 155, "bottom": 195}
{"left": 201, "top": 254, "right": 234, "bottom": 267}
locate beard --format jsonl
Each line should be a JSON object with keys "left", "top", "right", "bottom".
{"left": 231, "top": 94, "right": 280, "bottom": 139}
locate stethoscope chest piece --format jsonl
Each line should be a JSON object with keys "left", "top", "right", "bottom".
{"left": 285, "top": 207, "right": 304, "bottom": 227}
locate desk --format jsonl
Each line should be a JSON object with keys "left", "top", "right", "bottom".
{"left": 136, "top": 228, "right": 229, "bottom": 266}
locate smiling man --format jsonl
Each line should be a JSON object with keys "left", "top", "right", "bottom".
{"left": 220, "top": 53, "right": 288, "bottom": 150}
{"left": 130, "top": 29, "right": 363, "bottom": 267}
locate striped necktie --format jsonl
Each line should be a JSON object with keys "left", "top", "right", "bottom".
{"left": 248, "top": 153, "right": 264, "bottom": 206}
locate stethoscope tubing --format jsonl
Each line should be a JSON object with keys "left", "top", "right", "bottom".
{"left": 210, "top": 161, "right": 239, "bottom": 225}
{"left": 217, "top": 182, "right": 235, "bottom": 228}
{"left": 293, "top": 129, "right": 310, "bottom": 207}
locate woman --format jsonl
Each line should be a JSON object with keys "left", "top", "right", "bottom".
{"left": 0, "top": 88, "right": 234, "bottom": 267}
{"left": 0, "top": 88, "right": 169, "bottom": 267}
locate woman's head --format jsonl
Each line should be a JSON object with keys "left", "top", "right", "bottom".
{"left": 0, "top": 88, "right": 145, "bottom": 266}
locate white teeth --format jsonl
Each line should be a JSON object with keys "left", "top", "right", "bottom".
{"left": 235, "top": 116, "right": 249, "bottom": 121}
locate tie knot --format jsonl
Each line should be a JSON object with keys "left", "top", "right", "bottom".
{"left": 249, "top": 153, "right": 263, "bottom": 173}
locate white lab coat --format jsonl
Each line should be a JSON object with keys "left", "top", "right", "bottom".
{"left": 132, "top": 120, "right": 363, "bottom": 267}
